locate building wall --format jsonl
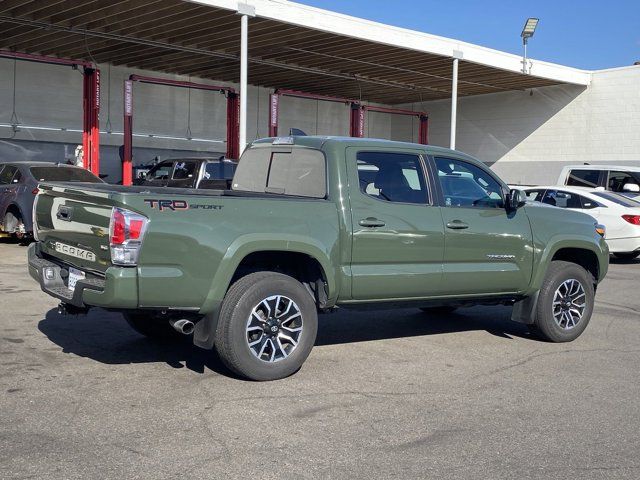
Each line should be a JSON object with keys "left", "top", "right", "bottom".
{"left": 2, "top": 57, "right": 638, "bottom": 185}
{"left": 404, "top": 65, "right": 640, "bottom": 185}
{"left": 0, "top": 60, "right": 397, "bottom": 182}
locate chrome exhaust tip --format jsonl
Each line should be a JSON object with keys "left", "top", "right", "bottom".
{"left": 169, "top": 318, "right": 195, "bottom": 335}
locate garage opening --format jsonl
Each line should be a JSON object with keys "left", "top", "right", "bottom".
{"left": 0, "top": 50, "right": 100, "bottom": 174}
{"left": 121, "top": 75, "right": 239, "bottom": 186}
{"left": 269, "top": 89, "right": 356, "bottom": 138}
{"left": 352, "top": 105, "right": 429, "bottom": 144}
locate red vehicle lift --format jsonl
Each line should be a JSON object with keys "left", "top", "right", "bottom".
{"left": 351, "top": 105, "right": 429, "bottom": 144}
{"left": 122, "top": 74, "right": 239, "bottom": 186}
{"left": 269, "top": 89, "right": 359, "bottom": 137}
{"left": 0, "top": 50, "right": 100, "bottom": 175}
{"left": 269, "top": 88, "right": 428, "bottom": 144}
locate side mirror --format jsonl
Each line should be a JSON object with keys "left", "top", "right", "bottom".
{"left": 623, "top": 183, "right": 640, "bottom": 193}
{"left": 508, "top": 189, "right": 527, "bottom": 211}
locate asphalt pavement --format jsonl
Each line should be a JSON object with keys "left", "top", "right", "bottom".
{"left": 1, "top": 239, "right": 638, "bottom": 479}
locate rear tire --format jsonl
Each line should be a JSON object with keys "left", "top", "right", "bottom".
{"left": 530, "top": 260, "right": 594, "bottom": 342}
{"left": 124, "top": 313, "right": 185, "bottom": 341}
{"left": 613, "top": 251, "right": 640, "bottom": 260}
{"left": 215, "top": 272, "right": 318, "bottom": 381}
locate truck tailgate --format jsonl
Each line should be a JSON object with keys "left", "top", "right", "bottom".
{"left": 34, "top": 183, "right": 119, "bottom": 273}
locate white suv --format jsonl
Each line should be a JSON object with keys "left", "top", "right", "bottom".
{"left": 557, "top": 165, "right": 640, "bottom": 197}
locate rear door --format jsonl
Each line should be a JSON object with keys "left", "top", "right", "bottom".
{"left": 348, "top": 147, "right": 445, "bottom": 300}
{"left": 433, "top": 156, "right": 533, "bottom": 295}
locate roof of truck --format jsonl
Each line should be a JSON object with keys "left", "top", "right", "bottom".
{"left": 251, "top": 136, "right": 476, "bottom": 160}
{"left": 559, "top": 164, "right": 640, "bottom": 172}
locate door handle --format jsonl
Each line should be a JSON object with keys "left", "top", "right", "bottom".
{"left": 446, "top": 220, "right": 469, "bottom": 230}
{"left": 359, "top": 217, "right": 386, "bottom": 228}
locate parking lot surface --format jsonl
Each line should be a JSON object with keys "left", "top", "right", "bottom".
{"left": 1, "top": 240, "right": 639, "bottom": 479}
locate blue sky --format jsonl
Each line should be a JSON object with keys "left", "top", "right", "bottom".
{"left": 298, "top": 0, "right": 640, "bottom": 70}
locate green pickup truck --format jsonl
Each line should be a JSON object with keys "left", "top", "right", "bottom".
{"left": 28, "top": 136, "right": 609, "bottom": 380}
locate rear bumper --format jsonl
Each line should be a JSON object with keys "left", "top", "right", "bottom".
{"left": 606, "top": 237, "right": 640, "bottom": 254}
{"left": 28, "top": 243, "right": 138, "bottom": 309}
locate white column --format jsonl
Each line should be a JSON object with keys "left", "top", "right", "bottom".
{"left": 450, "top": 57, "right": 459, "bottom": 150}
{"left": 239, "top": 13, "right": 249, "bottom": 155}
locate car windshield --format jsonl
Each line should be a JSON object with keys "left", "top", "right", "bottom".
{"left": 592, "top": 191, "right": 640, "bottom": 208}
{"left": 30, "top": 166, "right": 102, "bottom": 183}
{"left": 29, "top": 166, "right": 103, "bottom": 183}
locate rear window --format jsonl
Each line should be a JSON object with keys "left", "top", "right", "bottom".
{"left": 30, "top": 166, "right": 102, "bottom": 183}
{"left": 566, "top": 169, "right": 600, "bottom": 188}
{"left": 232, "top": 147, "right": 326, "bottom": 198}
{"left": 593, "top": 191, "right": 640, "bottom": 207}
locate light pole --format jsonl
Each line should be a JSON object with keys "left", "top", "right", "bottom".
{"left": 521, "top": 18, "right": 539, "bottom": 74}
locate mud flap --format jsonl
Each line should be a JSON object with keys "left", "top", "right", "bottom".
{"left": 193, "top": 305, "right": 221, "bottom": 350}
{"left": 511, "top": 291, "right": 539, "bottom": 325}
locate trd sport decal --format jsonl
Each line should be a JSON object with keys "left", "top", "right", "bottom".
{"left": 143, "top": 199, "right": 223, "bottom": 211}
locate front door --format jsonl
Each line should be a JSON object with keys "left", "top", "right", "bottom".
{"left": 348, "top": 147, "right": 445, "bottom": 300}
{"left": 433, "top": 156, "right": 533, "bottom": 295}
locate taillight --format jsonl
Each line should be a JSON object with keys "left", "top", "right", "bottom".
{"left": 32, "top": 187, "right": 39, "bottom": 195}
{"left": 622, "top": 215, "right": 640, "bottom": 225}
{"left": 109, "top": 207, "right": 148, "bottom": 266}
{"left": 32, "top": 193, "right": 40, "bottom": 241}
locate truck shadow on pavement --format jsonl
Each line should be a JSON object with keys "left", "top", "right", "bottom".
{"left": 315, "top": 306, "right": 531, "bottom": 346}
{"left": 38, "top": 305, "right": 532, "bottom": 376}
{"left": 38, "top": 308, "right": 235, "bottom": 377}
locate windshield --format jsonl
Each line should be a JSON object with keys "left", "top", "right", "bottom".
{"left": 593, "top": 191, "right": 640, "bottom": 208}
{"left": 30, "top": 166, "right": 102, "bottom": 183}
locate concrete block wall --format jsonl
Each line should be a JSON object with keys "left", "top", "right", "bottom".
{"left": 0, "top": 60, "right": 400, "bottom": 182}
{"left": 404, "top": 65, "right": 640, "bottom": 185}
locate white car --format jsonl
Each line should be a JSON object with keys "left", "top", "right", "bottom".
{"left": 518, "top": 185, "right": 640, "bottom": 259}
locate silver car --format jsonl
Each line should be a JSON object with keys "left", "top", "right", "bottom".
{"left": 0, "top": 162, "right": 103, "bottom": 239}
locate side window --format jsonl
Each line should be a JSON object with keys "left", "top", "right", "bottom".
{"left": 580, "top": 196, "right": 599, "bottom": 209}
{"left": 608, "top": 171, "right": 636, "bottom": 192}
{"left": 543, "top": 190, "right": 582, "bottom": 209}
{"left": 356, "top": 152, "right": 429, "bottom": 204}
{"left": 524, "top": 189, "right": 546, "bottom": 202}
{"left": 0, "top": 166, "right": 18, "bottom": 185}
{"left": 12, "top": 169, "right": 22, "bottom": 183}
{"left": 146, "top": 161, "right": 173, "bottom": 181}
{"left": 566, "top": 169, "right": 600, "bottom": 188}
{"left": 435, "top": 157, "right": 503, "bottom": 208}
{"left": 172, "top": 161, "right": 198, "bottom": 180}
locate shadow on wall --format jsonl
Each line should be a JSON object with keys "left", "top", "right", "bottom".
{"left": 460, "top": 85, "right": 587, "bottom": 166}
{"left": 413, "top": 83, "right": 587, "bottom": 167}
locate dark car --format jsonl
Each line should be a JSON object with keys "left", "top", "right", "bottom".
{"left": 134, "top": 157, "right": 237, "bottom": 189}
{"left": 0, "top": 162, "right": 103, "bottom": 239}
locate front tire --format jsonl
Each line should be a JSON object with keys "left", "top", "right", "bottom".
{"left": 215, "top": 272, "right": 318, "bottom": 381}
{"left": 529, "top": 260, "right": 594, "bottom": 342}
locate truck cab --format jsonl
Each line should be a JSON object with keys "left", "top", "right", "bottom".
{"left": 134, "top": 157, "right": 237, "bottom": 189}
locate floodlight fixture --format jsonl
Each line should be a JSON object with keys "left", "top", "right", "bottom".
{"left": 521, "top": 18, "right": 539, "bottom": 41}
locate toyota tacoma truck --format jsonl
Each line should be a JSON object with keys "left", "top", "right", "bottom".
{"left": 28, "top": 136, "right": 609, "bottom": 381}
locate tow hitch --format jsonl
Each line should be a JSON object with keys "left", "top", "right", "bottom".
{"left": 57, "top": 302, "right": 90, "bottom": 316}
